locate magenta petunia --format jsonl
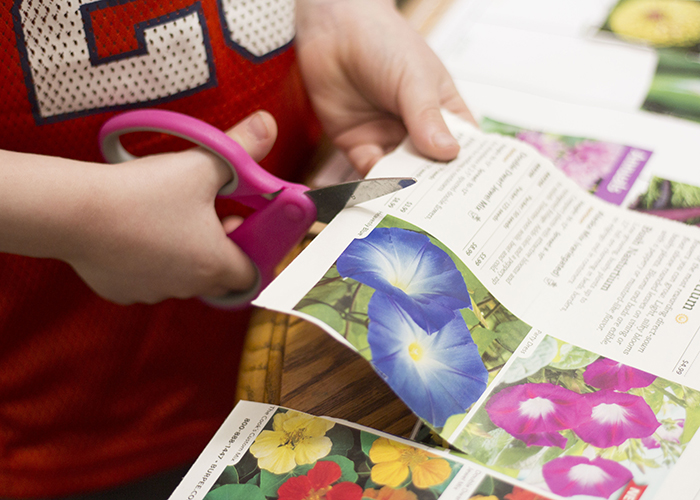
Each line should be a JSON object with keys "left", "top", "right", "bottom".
{"left": 583, "top": 358, "right": 656, "bottom": 391}
{"left": 573, "top": 390, "right": 660, "bottom": 448}
{"left": 642, "top": 418, "right": 684, "bottom": 449}
{"left": 510, "top": 431, "right": 568, "bottom": 449}
{"left": 485, "top": 383, "right": 590, "bottom": 439}
{"left": 543, "top": 456, "right": 633, "bottom": 498}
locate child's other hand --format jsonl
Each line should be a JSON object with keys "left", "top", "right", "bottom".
{"left": 296, "top": 0, "right": 475, "bottom": 175}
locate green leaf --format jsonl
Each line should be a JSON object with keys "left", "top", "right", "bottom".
{"left": 549, "top": 343, "right": 600, "bottom": 370}
{"left": 260, "top": 468, "right": 300, "bottom": 498}
{"left": 454, "top": 427, "right": 514, "bottom": 466}
{"left": 461, "top": 308, "right": 480, "bottom": 329}
{"left": 473, "top": 475, "right": 495, "bottom": 496}
{"left": 634, "top": 385, "right": 666, "bottom": 415}
{"left": 501, "top": 335, "right": 558, "bottom": 384}
{"left": 442, "top": 412, "right": 468, "bottom": 438}
{"left": 671, "top": 180, "right": 700, "bottom": 208}
{"left": 645, "top": 73, "right": 700, "bottom": 119}
{"left": 681, "top": 405, "right": 700, "bottom": 444}
{"left": 361, "top": 432, "right": 380, "bottom": 457}
{"left": 494, "top": 320, "right": 530, "bottom": 351}
{"left": 540, "top": 443, "right": 566, "bottom": 464}
{"left": 234, "top": 453, "right": 260, "bottom": 484}
{"left": 353, "top": 282, "right": 374, "bottom": 313}
{"left": 297, "top": 302, "right": 345, "bottom": 334}
{"left": 321, "top": 456, "right": 359, "bottom": 483}
{"left": 656, "top": 48, "right": 700, "bottom": 74}
{"left": 204, "top": 484, "right": 266, "bottom": 500}
{"left": 494, "top": 445, "right": 541, "bottom": 467}
{"left": 214, "top": 465, "right": 239, "bottom": 486}
{"left": 328, "top": 426, "right": 355, "bottom": 455}
{"left": 471, "top": 326, "right": 499, "bottom": 356}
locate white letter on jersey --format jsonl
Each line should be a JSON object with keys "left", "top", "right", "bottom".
{"left": 218, "top": 0, "right": 294, "bottom": 60}
{"left": 15, "top": 0, "right": 214, "bottom": 121}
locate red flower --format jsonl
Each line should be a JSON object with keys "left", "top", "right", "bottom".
{"left": 505, "top": 486, "right": 552, "bottom": 500}
{"left": 278, "top": 461, "right": 362, "bottom": 500}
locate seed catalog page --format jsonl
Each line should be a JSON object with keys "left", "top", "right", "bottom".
{"left": 254, "top": 112, "right": 700, "bottom": 500}
{"left": 168, "top": 400, "right": 554, "bottom": 500}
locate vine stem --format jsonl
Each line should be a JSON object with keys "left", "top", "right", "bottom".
{"left": 650, "top": 380, "right": 685, "bottom": 406}
{"left": 344, "top": 283, "right": 367, "bottom": 339}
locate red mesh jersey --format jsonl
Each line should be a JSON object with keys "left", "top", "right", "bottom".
{"left": 0, "top": 1, "right": 320, "bottom": 496}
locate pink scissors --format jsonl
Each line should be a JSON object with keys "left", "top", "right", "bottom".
{"left": 99, "top": 109, "right": 414, "bottom": 307}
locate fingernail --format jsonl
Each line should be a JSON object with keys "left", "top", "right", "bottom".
{"left": 432, "top": 131, "right": 458, "bottom": 149}
{"left": 247, "top": 112, "right": 270, "bottom": 141}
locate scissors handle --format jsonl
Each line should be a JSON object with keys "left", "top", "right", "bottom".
{"left": 99, "top": 109, "right": 317, "bottom": 308}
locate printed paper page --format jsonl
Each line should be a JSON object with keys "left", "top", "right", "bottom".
{"left": 255, "top": 112, "right": 700, "bottom": 499}
{"left": 453, "top": 80, "right": 700, "bottom": 193}
{"left": 167, "top": 400, "right": 553, "bottom": 500}
{"left": 428, "top": 0, "right": 700, "bottom": 128}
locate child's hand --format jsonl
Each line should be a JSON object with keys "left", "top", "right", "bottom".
{"left": 0, "top": 111, "right": 278, "bottom": 305}
{"left": 296, "top": 0, "right": 476, "bottom": 174}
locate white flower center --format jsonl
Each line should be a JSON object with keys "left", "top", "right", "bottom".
{"left": 569, "top": 463, "right": 610, "bottom": 486}
{"left": 518, "top": 396, "right": 555, "bottom": 419}
{"left": 388, "top": 271, "right": 413, "bottom": 293}
{"left": 591, "top": 402, "right": 628, "bottom": 425}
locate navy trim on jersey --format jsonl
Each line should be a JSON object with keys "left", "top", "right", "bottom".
{"left": 12, "top": 0, "right": 217, "bottom": 125}
{"left": 215, "top": 0, "right": 294, "bottom": 63}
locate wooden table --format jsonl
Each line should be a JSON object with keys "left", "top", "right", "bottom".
{"left": 235, "top": 0, "right": 456, "bottom": 439}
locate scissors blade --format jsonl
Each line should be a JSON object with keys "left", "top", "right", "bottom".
{"left": 305, "top": 177, "right": 416, "bottom": 224}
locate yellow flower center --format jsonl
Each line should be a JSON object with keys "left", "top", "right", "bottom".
{"left": 408, "top": 342, "right": 424, "bottom": 361}
{"left": 399, "top": 448, "right": 430, "bottom": 469}
{"left": 283, "top": 427, "right": 308, "bottom": 448}
{"left": 305, "top": 486, "right": 332, "bottom": 500}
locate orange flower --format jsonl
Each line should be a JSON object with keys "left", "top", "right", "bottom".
{"left": 504, "top": 486, "right": 552, "bottom": 500}
{"left": 363, "top": 486, "right": 418, "bottom": 500}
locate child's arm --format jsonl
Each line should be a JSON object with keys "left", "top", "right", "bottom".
{"left": 0, "top": 111, "right": 277, "bottom": 305}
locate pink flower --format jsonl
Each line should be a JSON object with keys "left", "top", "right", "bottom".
{"left": 516, "top": 131, "right": 567, "bottom": 162}
{"left": 278, "top": 461, "right": 362, "bottom": 500}
{"left": 543, "top": 456, "right": 632, "bottom": 498}
{"left": 642, "top": 418, "right": 684, "bottom": 449}
{"left": 485, "top": 383, "right": 590, "bottom": 445}
{"left": 510, "top": 431, "right": 568, "bottom": 449}
{"left": 557, "top": 141, "right": 625, "bottom": 190}
{"left": 573, "top": 390, "right": 660, "bottom": 448}
{"left": 583, "top": 358, "right": 656, "bottom": 391}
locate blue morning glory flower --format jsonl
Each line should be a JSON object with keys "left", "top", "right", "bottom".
{"left": 336, "top": 227, "right": 471, "bottom": 332}
{"left": 368, "top": 293, "right": 488, "bottom": 427}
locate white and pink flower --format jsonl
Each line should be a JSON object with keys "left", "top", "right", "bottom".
{"left": 485, "top": 383, "right": 590, "bottom": 447}
{"left": 573, "top": 390, "right": 660, "bottom": 448}
{"left": 642, "top": 418, "right": 684, "bottom": 449}
{"left": 542, "top": 456, "right": 633, "bottom": 498}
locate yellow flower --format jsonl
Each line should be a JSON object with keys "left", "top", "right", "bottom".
{"left": 368, "top": 438, "right": 452, "bottom": 489}
{"left": 609, "top": 0, "right": 700, "bottom": 47}
{"left": 469, "top": 496, "right": 498, "bottom": 500}
{"left": 249, "top": 411, "right": 335, "bottom": 474}
{"left": 363, "top": 486, "right": 419, "bottom": 500}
